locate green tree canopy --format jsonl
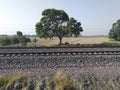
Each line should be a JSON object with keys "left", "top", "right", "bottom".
{"left": 36, "top": 8, "right": 83, "bottom": 44}
{"left": 17, "top": 31, "right": 23, "bottom": 36}
{"left": 67, "top": 17, "right": 83, "bottom": 37}
{"left": 109, "top": 20, "right": 120, "bottom": 40}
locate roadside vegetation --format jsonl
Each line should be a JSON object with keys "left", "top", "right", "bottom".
{"left": 1, "top": 36, "right": 120, "bottom": 47}
{"left": 0, "top": 71, "right": 76, "bottom": 90}
{"left": 0, "top": 72, "right": 27, "bottom": 90}
{"left": 1, "top": 69, "right": 120, "bottom": 90}
{"left": 0, "top": 31, "right": 31, "bottom": 47}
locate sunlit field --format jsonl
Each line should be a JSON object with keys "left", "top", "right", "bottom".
{"left": 29, "top": 37, "right": 118, "bottom": 46}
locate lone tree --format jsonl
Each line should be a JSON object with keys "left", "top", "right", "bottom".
{"left": 17, "top": 31, "right": 23, "bottom": 36}
{"left": 109, "top": 20, "right": 120, "bottom": 40}
{"left": 36, "top": 8, "right": 83, "bottom": 44}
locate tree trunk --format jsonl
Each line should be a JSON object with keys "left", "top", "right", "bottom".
{"left": 59, "top": 37, "right": 62, "bottom": 44}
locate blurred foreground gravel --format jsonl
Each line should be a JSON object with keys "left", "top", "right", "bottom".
{"left": 1, "top": 54, "right": 120, "bottom": 90}
{"left": 0, "top": 54, "right": 120, "bottom": 75}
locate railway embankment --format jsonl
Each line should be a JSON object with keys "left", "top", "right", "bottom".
{"left": 1, "top": 47, "right": 120, "bottom": 90}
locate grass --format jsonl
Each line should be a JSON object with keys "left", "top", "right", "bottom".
{"left": 0, "top": 36, "right": 120, "bottom": 47}
{"left": 0, "top": 72, "right": 27, "bottom": 90}
{"left": 0, "top": 77, "right": 9, "bottom": 90}
{"left": 8, "top": 72, "right": 26, "bottom": 83}
{"left": 1, "top": 68, "right": 120, "bottom": 89}
{"left": 0, "top": 71, "right": 76, "bottom": 90}
{"left": 27, "top": 37, "right": 120, "bottom": 47}
{"left": 48, "top": 70, "right": 76, "bottom": 90}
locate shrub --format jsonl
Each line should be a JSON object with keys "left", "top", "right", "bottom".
{"left": 11, "top": 36, "right": 19, "bottom": 44}
{"left": 0, "top": 36, "right": 11, "bottom": 46}
{"left": 0, "top": 35, "right": 31, "bottom": 46}
{"left": 64, "top": 42, "right": 70, "bottom": 46}
{"left": 48, "top": 70, "right": 76, "bottom": 90}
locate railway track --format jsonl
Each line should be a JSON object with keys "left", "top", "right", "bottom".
{"left": 0, "top": 46, "right": 120, "bottom": 56}
{"left": 1, "top": 46, "right": 120, "bottom": 76}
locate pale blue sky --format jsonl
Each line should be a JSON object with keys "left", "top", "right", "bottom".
{"left": 0, "top": 0, "right": 120, "bottom": 35}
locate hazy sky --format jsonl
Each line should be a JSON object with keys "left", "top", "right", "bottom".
{"left": 0, "top": 0, "right": 120, "bottom": 35}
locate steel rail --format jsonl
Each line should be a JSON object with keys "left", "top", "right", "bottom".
{"left": 1, "top": 46, "right": 120, "bottom": 49}
{"left": 0, "top": 51, "right": 120, "bottom": 56}
{"left": 0, "top": 46, "right": 120, "bottom": 56}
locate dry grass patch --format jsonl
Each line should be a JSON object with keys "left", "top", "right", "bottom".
{"left": 48, "top": 70, "right": 76, "bottom": 90}
{"left": 31, "top": 37, "right": 118, "bottom": 46}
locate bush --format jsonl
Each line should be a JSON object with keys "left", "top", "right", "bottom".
{"left": 0, "top": 35, "right": 31, "bottom": 46}
{"left": 0, "top": 37, "right": 11, "bottom": 46}
{"left": 64, "top": 42, "right": 70, "bottom": 46}
{"left": 25, "top": 38, "right": 31, "bottom": 43}
{"left": 11, "top": 36, "right": 19, "bottom": 44}
{"left": 17, "top": 36, "right": 31, "bottom": 44}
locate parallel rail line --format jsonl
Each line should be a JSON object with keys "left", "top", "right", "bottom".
{"left": 1, "top": 46, "right": 120, "bottom": 48}
{"left": 0, "top": 46, "right": 120, "bottom": 56}
{"left": 0, "top": 51, "right": 120, "bottom": 56}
